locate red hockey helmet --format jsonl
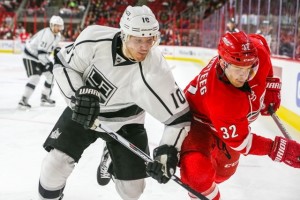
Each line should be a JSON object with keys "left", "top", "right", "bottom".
{"left": 218, "top": 31, "right": 258, "bottom": 67}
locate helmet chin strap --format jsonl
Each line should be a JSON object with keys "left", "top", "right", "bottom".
{"left": 216, "top": 63, "right": 230, "bottom": 84}
{"left": 219, "top": 58, "right": 229, "bottom": 79}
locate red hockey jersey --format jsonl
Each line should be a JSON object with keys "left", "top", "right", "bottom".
{"left": 184, "top": 34, "right": 275, "bottom": 155}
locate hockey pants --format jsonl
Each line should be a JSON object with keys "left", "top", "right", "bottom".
{"left": 22, "top": 72, "right": 54, "bottom": 101}
{"left": 180, "top": 121, "right": 240, "bottom": 200}
{"left": 38, "top": 149, "right": 145, "bottom": 200}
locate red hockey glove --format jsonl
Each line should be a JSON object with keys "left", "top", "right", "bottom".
{"left": 269, "top": 136, "right": 300, "bottom": 168}
{"left": 260, "top": 77, "right": 281, "bottom": 116}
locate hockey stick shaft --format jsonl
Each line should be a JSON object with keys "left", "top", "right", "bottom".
{"left": 268, "top": 105, "right": 292, "bottom": 139}
{"left": 92, "top": 119, "right": 209, "bottom": 200}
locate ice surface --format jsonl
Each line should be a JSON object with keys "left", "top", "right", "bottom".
{"left": 0, "top": 54, "right": 299, "bottom": 200}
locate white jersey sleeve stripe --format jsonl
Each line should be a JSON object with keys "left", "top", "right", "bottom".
{"left": 230, "top": 133, "right": 253, "bottom": 154}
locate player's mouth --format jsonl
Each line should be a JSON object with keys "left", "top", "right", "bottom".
{"left": 139, "top": 51, "right": 148, "bottom": 56}
{"left": 235, "top": 79, "right": 246, "bottom": 86}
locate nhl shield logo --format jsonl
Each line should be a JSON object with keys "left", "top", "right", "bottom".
{"left": 115, "top": 53, "right": 127, "bottom": 65}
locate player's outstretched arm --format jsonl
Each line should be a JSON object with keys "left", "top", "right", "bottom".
{"left": 269, "top": 136, "right": 300, "bottom": 168}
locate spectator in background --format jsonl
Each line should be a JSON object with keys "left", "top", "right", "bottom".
{"left": 0, "top": 22, "right": 10, "bottom": 38}
{"left": 226, "top": 18, "right": 239, "bottom": 33}
{"left": 1, "top": 0, "right": 20, "bottom": 11}
{"left": 78, "top": 1, "right": 86, "bottom": 12}
{"left": 164, "top": 23, "right": 174, "bottom": 45}
{"left": 181, "top": 34, "right": 191, "bottom": 46}
{"left": 256, "top": 21, "right": 273, "bottom": 49}
{"left": 71, "top": 25, "right": 82, "bottom": 41}
{"left": 19, "top": 28, "right": 31, "bottom": 43}
{"left": 279, "top": 31, "right": 293, "bottom": 57}
{"left": 279, "top": 41, "right": 293, "bottom": 57}
{"left": 97, "top": 13, "right": 107, "bottom": 26}
{"left": 295, "top": 42, "right": 300, "bottom": 59}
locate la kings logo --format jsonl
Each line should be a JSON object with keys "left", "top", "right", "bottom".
{"left": 50, "top": 128, "right": 62, "bottom": 139}
{"left": 86, "top": 65, "right": 117, "bottom": 105}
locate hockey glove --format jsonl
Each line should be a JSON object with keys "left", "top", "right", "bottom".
{"left": 45, "top": 62, "right": 54, "bottom": 73}
{"left": 71, "top": 86, "right": 101, "bottom": 129}
{"left": 261, "top": 77, "right": 281, "bottom": 116}
{"left": 269, "top": 136, "right": 300, "bottom": 168}
{"left": 146, "top": 145, "right": 178, "bottom": 184}
{"left": 54, "top": 47, "right": 62, "bottom": 64}
{"left": 54, "top": 47, "right": 61, "bottom": 57}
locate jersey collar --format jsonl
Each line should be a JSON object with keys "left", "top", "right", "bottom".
{"left": 112, "top": 32, "right": 137, "bottom": 66}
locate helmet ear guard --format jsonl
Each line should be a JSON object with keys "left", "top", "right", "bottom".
{"left": 219, "top": 56, "right": 229, "bottom": 70}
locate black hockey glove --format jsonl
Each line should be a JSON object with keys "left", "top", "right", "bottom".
{"left": 54, "top": 47, "right": 61, "bottom": 57}
{"left": 71, "top": 86, "right": 101, "bottom": 129}
{"left": 146, "top": 144, "right": 178, "bottom": 184}
{"left": 45, "top": 62, "right": 54, "bottom": 73}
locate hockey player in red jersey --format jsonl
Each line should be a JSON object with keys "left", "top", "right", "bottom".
{"left": 179, "top": 31, "right": 300, "bottom": 200}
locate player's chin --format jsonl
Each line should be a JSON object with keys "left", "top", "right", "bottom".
{"left": 233, "top": 80, "right": 245, "bottom": 87}
{"left": 134, "top": 54, "right": 147, "bottom": 62}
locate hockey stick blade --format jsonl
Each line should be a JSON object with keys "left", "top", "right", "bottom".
{"left": 91, "top": 119, "right": 209, "bottom": 200}
{"left": 268, "top": 105, "right": 292, "bottom": 139}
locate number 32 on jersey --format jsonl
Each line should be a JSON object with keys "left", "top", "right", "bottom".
{"left": 220, "top": 125, "right": 238, "bottom": 139}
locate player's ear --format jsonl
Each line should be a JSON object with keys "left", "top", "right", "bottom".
{"left": 219, "top": 57, "right": 226, "bottom": 69}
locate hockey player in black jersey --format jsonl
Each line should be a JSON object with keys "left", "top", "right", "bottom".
{"left": 18, "top": 15, "right": 64, "bottom": 110}
{"left": 37, "top": 5, "right": 191, "bottom": 200}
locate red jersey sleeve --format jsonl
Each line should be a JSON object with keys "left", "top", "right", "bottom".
{"left": 249, "top": 34, "right": 274, "bottom": 77}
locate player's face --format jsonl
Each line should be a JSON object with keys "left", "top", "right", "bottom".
{"left": 124, "top": 36, "right": 156, "bottom": 62}
{"left": 225, "top": 64, "right": 252, "bottom": 87}
{"left": 51, "top": 25, "right": 63, "bottom": 35}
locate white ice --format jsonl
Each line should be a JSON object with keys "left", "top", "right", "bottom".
{"left": 0, "top": 54, "right": 300, "bottom": 200}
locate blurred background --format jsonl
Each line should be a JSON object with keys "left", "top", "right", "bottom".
{"left": 1, "top": 0, "right": 300, "bottom": 59}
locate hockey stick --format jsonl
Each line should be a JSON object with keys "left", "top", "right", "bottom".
{"left": 91, "top": 119, "right": 209, "bottom": 200}
{"left": 268, "top": 105, "right": 292, "bottom": 139}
